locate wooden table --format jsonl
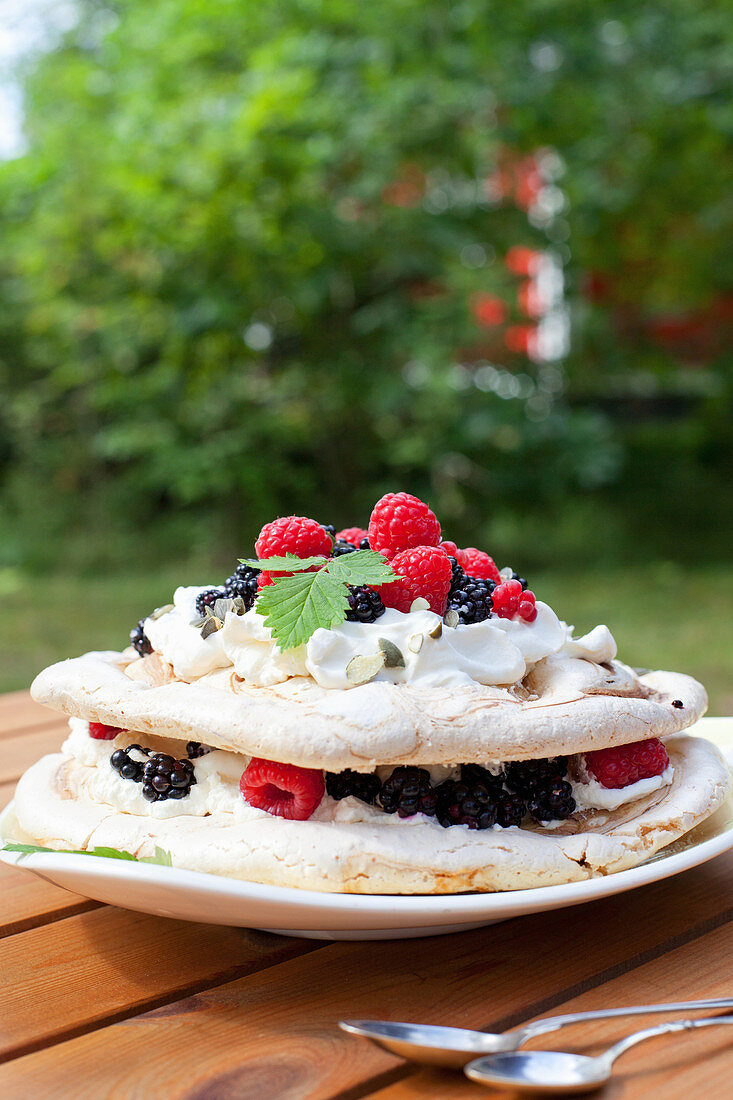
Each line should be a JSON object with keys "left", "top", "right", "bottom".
{"left": 1, "top": 690, "right": 731, "bottom": 1099}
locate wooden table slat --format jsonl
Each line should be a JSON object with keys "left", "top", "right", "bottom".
{"left": 0, "top": 864, "right": 100, "bottom": 938}
{"left": 0, "top": 905, "right": 323, "bottom": 1064}
{"left": 0, "top": 727, "right": 68, "bottom": 785}
{"left": 0, "top": 854, "right": 729, "bottom": 1097}
{"left": 0, "top": 692, "right": 67, "bottom": 737}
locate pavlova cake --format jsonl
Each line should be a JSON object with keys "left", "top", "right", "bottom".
{"left": 6, "top": 492, "right": 730, "bottom": 893}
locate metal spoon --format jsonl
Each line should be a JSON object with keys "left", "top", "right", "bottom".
{"left": 464, "top": 1015, "right": 733, "bottom": 1093}
{"left": 339, "top": 998, "right": 733, "bottom": 1068}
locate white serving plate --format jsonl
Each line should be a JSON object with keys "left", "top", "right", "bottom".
{"left": 2, "top": 718, "right": 732, "bottom": 941}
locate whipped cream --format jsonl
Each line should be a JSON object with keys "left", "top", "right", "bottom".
{"left": 61, "top": 720, "right": 419, "bottom": 828}
{"left": 144, "top": 585, "right": 613, "bottom": 691}
{"left": 570, "top": 762, "right": 674, "bottom": 811}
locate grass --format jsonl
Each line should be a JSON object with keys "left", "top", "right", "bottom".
{"left": 1, "top": 562, "right": 731, "bottom": 715}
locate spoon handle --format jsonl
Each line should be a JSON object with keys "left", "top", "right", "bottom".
{"left": 516, "top": 997, "right": 733, "bottom": 1042}
{"left": 602, "top": 1015, "right": 733, "bottom": 1070}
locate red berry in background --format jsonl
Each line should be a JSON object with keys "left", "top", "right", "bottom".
{"left": 240, "top": 758, "right": 325, "bottom": 820}
{"left": 471, "top": 292, "right": 507, "bottom": 328}
{"left": 379, "top": 545, "right": 452, "bottom": 615}
{"left": 505, "top": 246, "right": 542, "bottom": 277}
{"left": 336, "top": 526, "right": 369, "bottom": 547}
{"left": 585, "top": 739, "right": 670, "bottom": 790}
{"left": 491, "top": 579, "right": 538, "bottom": 622}
{"left": 368, "top": 492, "right": 441, "bottom": 561}
{"left": 257, "top": 572, "right": 275, "bottom": 589}
{"left": 456, "top": 547, "right": 501, "bottom": 584}
{"left": 255, "top": 516, "right": 333, "bottom": 563}
{"left": 88, "top": 722, "right": 122, "bottom": 741}
{"left": 505, "top": 324, "right": 538, "bottom": 355}
{"left": 439, "top": 540, "right": 459, "bottom": 557}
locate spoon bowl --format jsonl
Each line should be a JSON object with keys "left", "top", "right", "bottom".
{"left": 465, "top": 1050, "right": 610, "bottom": 1094}
{"left": 339, "top": 1020, "right": 511, "bottom": 1068}
{"left": 465, "top": 1015, "right": 733, "bottom": 1093}
{"left": 339, "top": 998, "right": 733, "bottom": 1068}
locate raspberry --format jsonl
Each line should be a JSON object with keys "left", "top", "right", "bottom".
{"left": 336, "top": 527, "right": 369, "bottom": 547}
{"left": 368, "top": 492, "right": 441, "bottom": 560}
{"left": 89, "top": 722, "right": 122, "bottom": 741}
{"left": 239, "top": 757, "right": 325, "bottom": 820}
{"left": 585, "top": 739, "right": 670, "bottom": 790}
{"left": 255, "top": 516, "right": 333, "bottom": 563}
{"left": 257, "top": 572, "right": 274, "bottom": 589}
{"left": 379, "top": 545, "right": 452, "bottom": 615}
{"left": 456, "top": 547, "right": 501, "bottom": 584}
{"left": 491, "top": 579, "right": 537, "bottom": 622}
{"left": 440, "top": 540, "right": 459, "bottom": 557}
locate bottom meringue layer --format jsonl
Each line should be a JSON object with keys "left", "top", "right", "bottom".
{"left": 6, "top": 735, "right": 729, "bottom": 894}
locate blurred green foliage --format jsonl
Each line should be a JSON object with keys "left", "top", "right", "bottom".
{"left": 0, "top": 0, "right": 731, "bottom": 572}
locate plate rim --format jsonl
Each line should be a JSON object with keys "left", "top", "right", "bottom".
{"left": 2, "top": 800, "right": 731, "bottom": 919}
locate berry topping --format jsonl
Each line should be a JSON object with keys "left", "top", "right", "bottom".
{"left": 129, "top": 620, "right": 153, "bottom": 656}
{"left": 504, "top": 757, "right": 576, "bottom": 821}
{"left": 446, "top": 571, "right": 495, "bottom": 624}
{"left": 345, "top": 585, "right": 385, "bottom": 623}
{"left": 490, "top": 579, "right": 538, "bottom": 622}
{"left": 497, "top": 792, "right": 527, "bottom": 827}
{"left": 223, "top": 563, "right": 261, "bottom": 609}
{"left": 378, "top": 766, "right": 438, "bottom": 818}
{"left": 89, "top": 722, "right": 122, "bottom": 741}
{"left": 255, "top": 516, "right": 333, "bottom": 563}
{"left": 186, "top": 741, "right": 213, "bottom": 759}
{"left": 110, "top": 745, "right": 197, "bottom": 801}
{"left": 435, "top": 764, "right": 504, "bottom": 829}
{"left": 332, "top": 539, "right": 359, "bottom": 557}
{"left": 326, "top": 769, "right": 382, "bottom": 804}
{"left": 337, "top": 527, "right": 369, "bottom": 547}
{"left": 240, "top": 757, "right": 325, "bottom": 820}
{"left": 195, "top": 587, "right": 226, "bottom": 617}
{"left": 456, "top": 547, "right": 501, "bottom": 584}
{"left": 378, "top": 545, "right": 452, "bottom": 615}
{"left": 584, "top": 738, "right": 670, "bottom": 790}
{"left": 368, "top": 492, "right": 441, "bottom": 560}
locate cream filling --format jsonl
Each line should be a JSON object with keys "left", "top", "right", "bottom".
{"left": 144, "top": 585, "right": 615, "bottom": 690}
{"left": 62, "top": 721, "right": 669, "bottom": 828}
{"left": 570, "top": 764, "right": 674, "bottom": 812}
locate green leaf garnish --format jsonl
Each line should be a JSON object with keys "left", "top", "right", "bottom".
{"left": 3, "top": 842, "right": 173, "bottom": 865}
{"left": 254, "top": 549, "right": 399, "bottom": 651}
{"left": 239, "top": 554, "right": 327, "bottom": 572}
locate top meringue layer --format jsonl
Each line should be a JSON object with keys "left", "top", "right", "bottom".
{"left": 144, "top": 586, "right": 618, "bottom": 690}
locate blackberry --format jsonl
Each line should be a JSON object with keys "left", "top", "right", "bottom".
{"left": 186, "top": 741, "right": 213, "bottom": 759}
{"left": 378, "top": 766, "right": 438, "bottom": 818}
{"left": 326, "top": 769, "right": 382, "bottom": 804}
{"left": 435, "top": 765, "right": 502, "bottom": 829}
{"left": 511, "top": 571, "right": 529, "bottom": 591}
{"left": 447, "top": 556, "right": 467, "bottom": 593}
{"left": 195, "top": 587, "right": 226, "bottom": 617}
{"left": 345, "top": 585, "right": 385, "bottom": 623}
{"left": 504, "top": 757, "right": 576, "bottom": 821}
{"left": 497, "top": 792, "right": 527, "bottom": 827}
{"left": 504, "top": 757, "right": 569, "bottom": 797}
{"left": 333, "top": 539, "right": 358, "bottom": 557}
{"left": 130, "top": 620, "right": 153, "bottom": 656}
{"left": 359, "top": 537, "right": 370, "bottom": 550}
{"left": 110, "top": 744, "right": 196, "bottom": 802}
{"left": 223, "top": 563, "right": 260, "bottom": 610}
{"left": 527, "top": 780, "right": 576, "bottom": 822}
{"left": 322, "top": 524, "right": 336, "bottom": 539}
{"left": 446, "top": 576, "right": 495, "bottom": 624}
